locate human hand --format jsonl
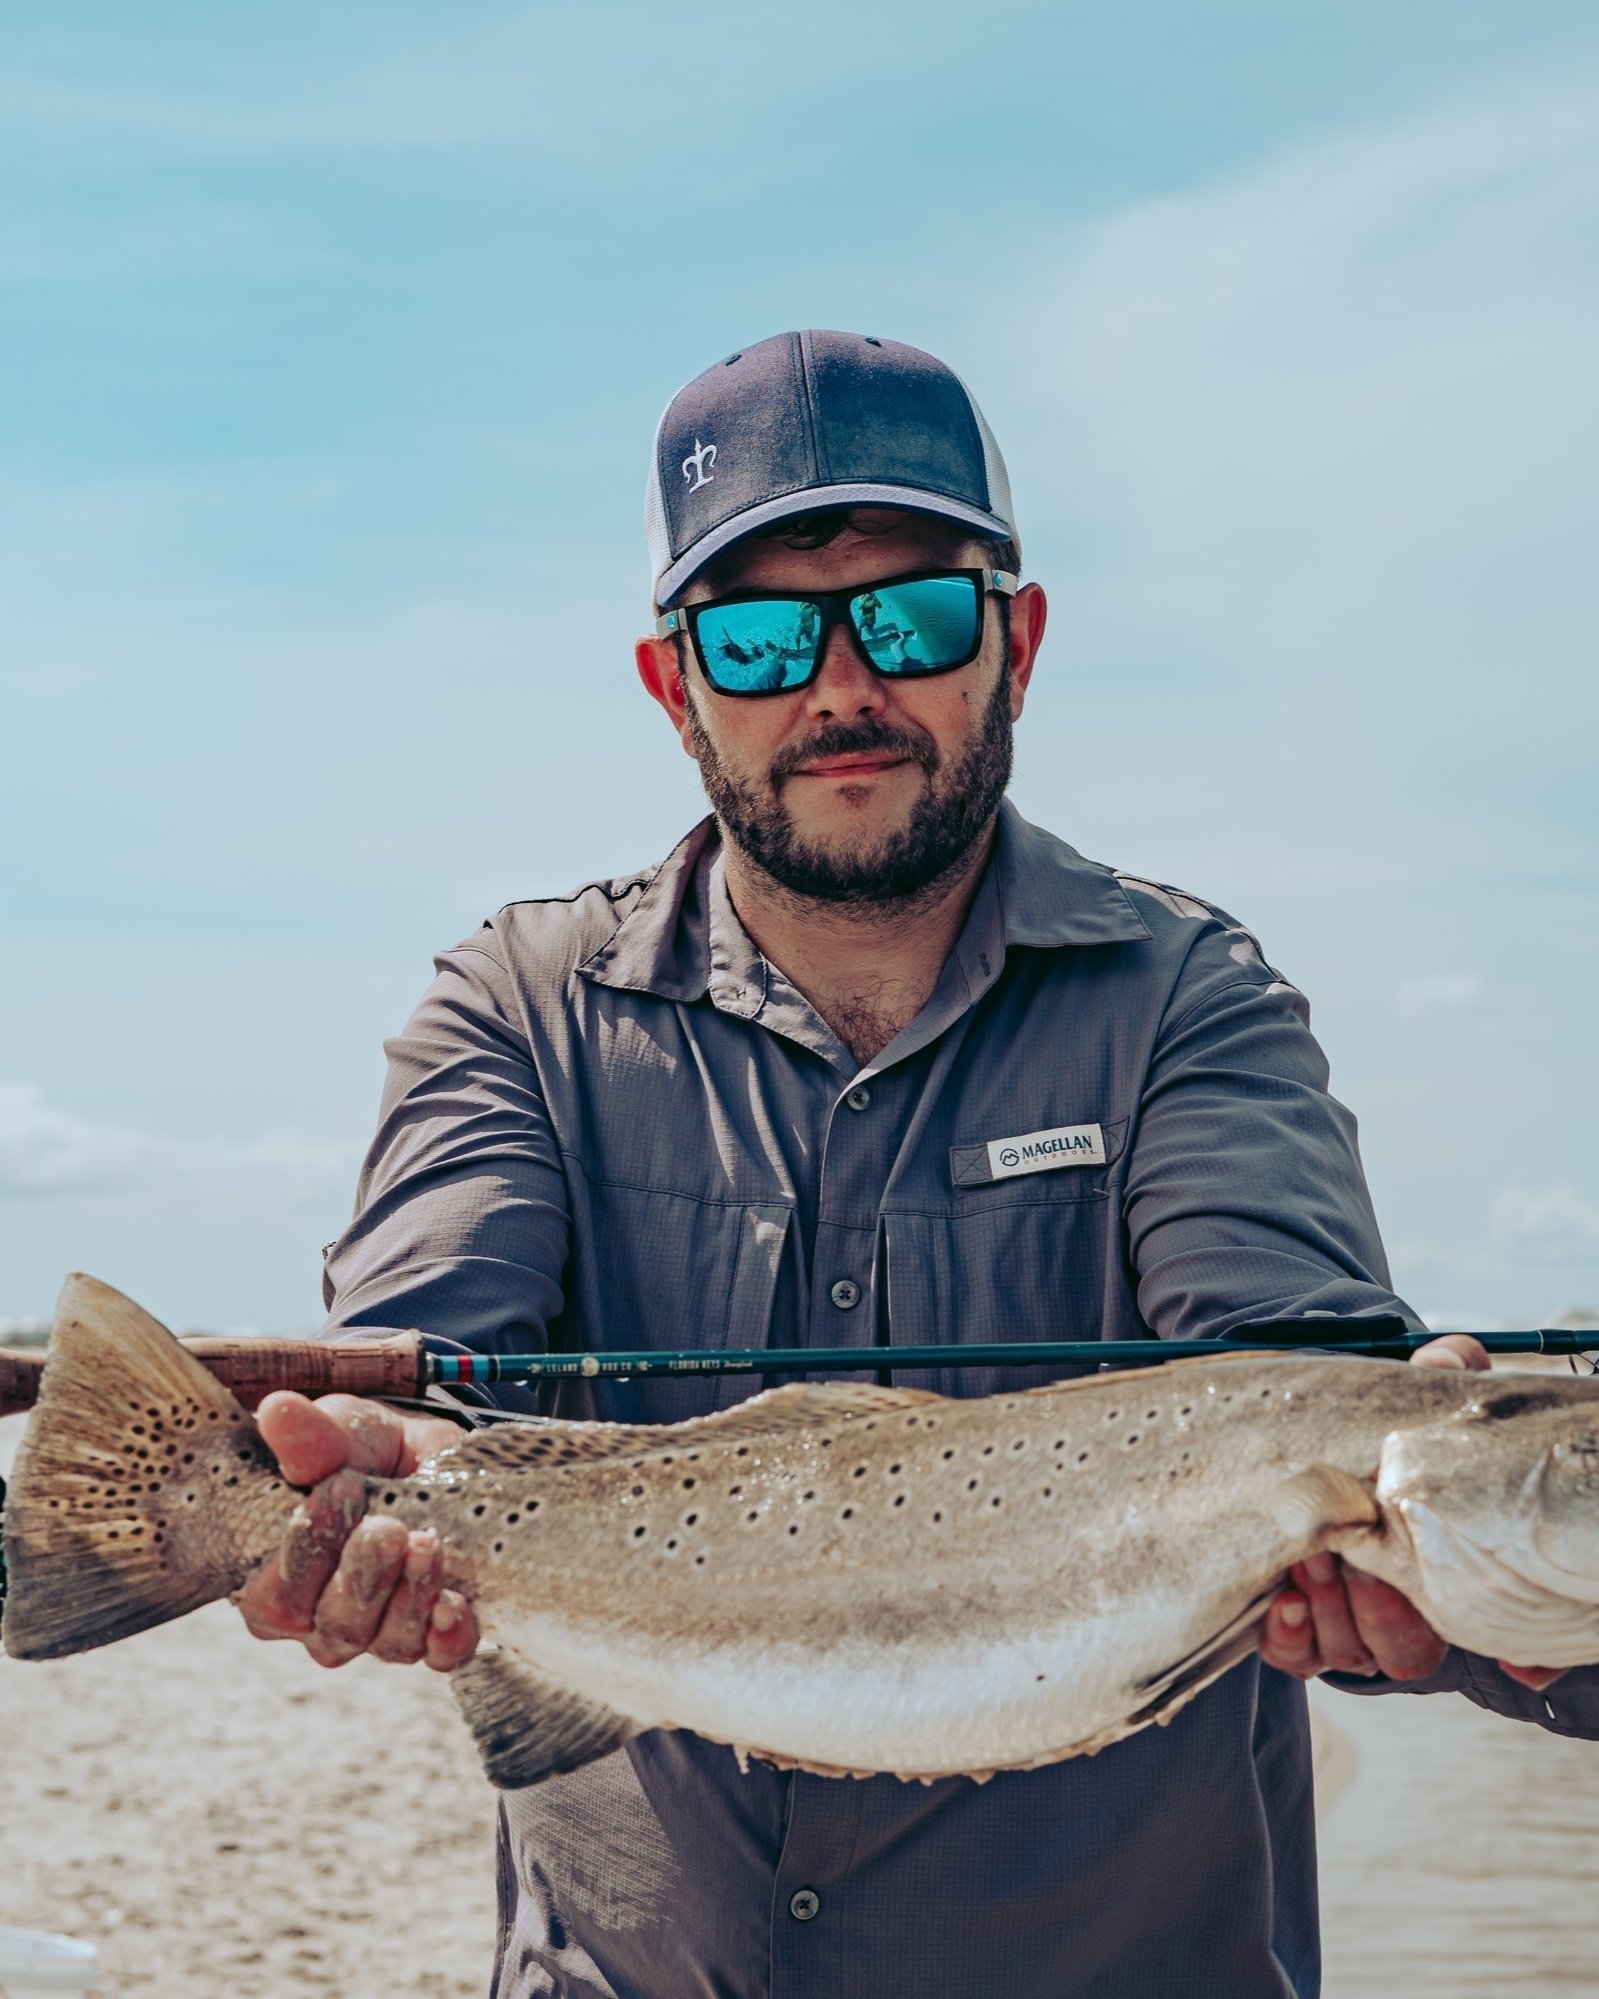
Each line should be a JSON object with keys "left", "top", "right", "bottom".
{"left": 232, "top": 1391, "right": 480, "bottom": 1671}
{"left": 1260, "top": 1333, "right": 1566, "bottom": 1691}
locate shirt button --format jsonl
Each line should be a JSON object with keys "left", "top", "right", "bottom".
{"left": 789, "top": 1888, "right": 821, "bottom": 1922}
{"left": 845, "top": 1086, "right": 871, "bottom": 1112}
{"left": 829, "top": 1279, "right": 861, "bottom": 1311}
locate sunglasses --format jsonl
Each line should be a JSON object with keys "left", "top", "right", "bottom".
{"left": 656, "top": 567, "right": 1019, "bottom": 698}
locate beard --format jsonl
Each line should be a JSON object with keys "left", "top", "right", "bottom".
{"left": 684, "top": 653, "right": 1015, "bottom": 910}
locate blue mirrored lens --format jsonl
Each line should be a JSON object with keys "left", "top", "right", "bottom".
{"left": 850, "top": 576, "right": 980, "bottom": 673}
{"left": 695, "top": 600, "right": 822, "bottom": 693}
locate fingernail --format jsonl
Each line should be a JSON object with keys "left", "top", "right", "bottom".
{"left": 431, "top": 1593, "right": 462, "bottom": 1633}
{"left": 1280, "top": 1600, "right": 1308, "bottom": 1628}
{"left": 1306, "top": 1554, "right": 1335, "bottom": 1586}
{"left": 404, "top": 1531, "right": 438, "bottom": 1582}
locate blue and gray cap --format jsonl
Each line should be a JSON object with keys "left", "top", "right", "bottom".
{"left": 646, "top": 329, "right": 1019, "bottom": 608}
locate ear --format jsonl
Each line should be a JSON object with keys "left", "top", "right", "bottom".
{"left": 1004, "top": 583, "right": 1047, "bottom": 720}
{"left": 635, "top": 634, "right": 699, "bottom": 757}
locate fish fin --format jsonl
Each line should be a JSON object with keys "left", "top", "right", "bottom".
{"left": 451, "top": 1648, "right": 640, "bottom": 1787}
{"left": 2, "top": 1274, "right": 287, "bottom": 1661}
{"left": 1268, "top": 1464, "right": 1379, "bottom": 1544}
{"left": 1127, "top": 1589, "right": 1277, "bottom": 1730}
{"left": 434, "top": 1381, "right": 947, "bottom": 1474}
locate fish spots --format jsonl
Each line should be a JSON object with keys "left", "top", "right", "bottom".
{"left": 630, "top": 1485, "right": 644, "bottom": 1498}
{"left": 840, "top": 1506, "right": 855, "bottom": 1521}
{"left": 853, "top": 1466, "right": 868, "bottom": 1479}
{"left": 728, "top": 1484, "right": 743, "bottom": 1499}
{"left": 966, "top": 1478, "right": 980, "bottom": 1492}
{"left": 682, "top": 1477, "right": 697, "bottom": 1490}
{"left": 632, "top": 1525, "right": 647, "bottom": 1540}
{"left": 1076, "top": 1451, "right": 1090, "bottom": 1465}
{"left": 981, "top": 1445, "right": 995, "bottom": 1458}
{"left": 888, "top": 1463, "right": 902, "bottom": 1475}
{"left": 1145, "top": 1409, "right": 1159, "bottom": 1422}
{"left": 1011, "top": 1439, "right": 1026, "bottom": 1452}
{"left": 666, "top": 1539, "right": 679, "bottom": 1553}
{"left": 892, "top": 1494, "right": 906, "bottom": 1508}
{"left": 1042, "top": 1487, "right": 1054, "bottom": 1500}
{"left": 746, "top": 1511, "right": 760, "bottom": 1524}
{"left": 493, "top": 1541, "right": 504, "bottom": 1555}
{"left": 1125, "top": 1435, "right": 1140, "bottom": 1449}
{"left": 941, "top": 1449, "right": 955, "bottom": 1461}
{"left": 684, "top": 1512, "right": 699, "bottom": 1527}
{"left": 1104, "top": 1409, "right": 1121, "bottom": 1425}
{"left": 787, "top": 1523, "right": 801, "bottom": 1537}
{"left": 990, "top": 1495, "right": 1003, "bottom": 1509}
{"left": 932, "top": 1510, "right": 943, "bottom": 1524}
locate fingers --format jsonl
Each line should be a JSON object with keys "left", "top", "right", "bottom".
{"left": 1260, "top": 1588, "right": 1319, "bottom": 1679}
{"left": 1260, "top": 1558, "right": 1447, "bottom": 1682}
{"left": 235, "top": 1468, "right": 369, "bottom": 1639}
{"left": 1410, "top": 1334, "right": 1491, "bottom": 1373}
{"left": 424, "top": 1589, "right": 480, "bottom": 1672}
{"left": 1294, "top": 1556, "right": 1379, "bottom": 1674}
{"left": 1344, "top": 1569, "right": 1448, "bottom": 1681}
{"left": 369, "top": 1532, "right": 445, "bottom": 1664}
{"left": 1500, "top": 1661, "right": 1569, "bottom": 1692}
{"left": 257, "top": 1392, "right": 362, "bottom": 1488}
{"left": 307, "top": 1516, "right": 412, "bottom": 1666}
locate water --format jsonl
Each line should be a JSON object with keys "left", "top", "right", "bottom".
{"left": 1313, "top": 1682, "right": 1599, "bottom": 1996}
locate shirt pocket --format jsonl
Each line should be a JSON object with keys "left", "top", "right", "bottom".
{"left": 554, "top": 1170, "right": 792, "bottom": 1424}
{"left": 882, "top": 1117, "right": 1131, "bottom": 1396}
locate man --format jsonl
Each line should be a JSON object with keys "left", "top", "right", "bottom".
{"left": 238, "top": 332, "right": 1597, "bottom": 1998}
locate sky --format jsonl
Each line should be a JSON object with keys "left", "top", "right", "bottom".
{"left": 2, "top": 1, "right": 1597, "bottom": 1334}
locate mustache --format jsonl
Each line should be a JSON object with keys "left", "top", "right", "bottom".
{"left": 769, "top": 720, "right": 939, "bottom": 783}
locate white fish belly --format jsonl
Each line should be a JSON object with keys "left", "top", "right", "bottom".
{"left": 486, "top": 1590, "right": 1237, "bottom": 1776}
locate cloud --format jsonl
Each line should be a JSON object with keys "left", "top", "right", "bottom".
{"left": 0, "top": 1084, "right": 356, "bottom": 1198}
{"left": 987, "top": 74, "right": 1599, "bottom": 887}
{"left": 1395, "top": 974, "right": 1483, "bottom": 1017}
{"left": 1491, "top": 1184, "right": 1599, "bottom": 1260}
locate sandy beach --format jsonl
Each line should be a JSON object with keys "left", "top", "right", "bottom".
{"left": 4, "top": 1407, "right": 1597, "bottom": 1997}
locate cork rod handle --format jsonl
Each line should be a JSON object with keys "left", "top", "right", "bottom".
{"left": 0, "top": 1333, "right": 428, "bottom": 1421}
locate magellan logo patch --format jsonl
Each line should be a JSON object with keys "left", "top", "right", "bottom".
{"left": 985, "top": 1123, "right": 1106, "bottom": 1181}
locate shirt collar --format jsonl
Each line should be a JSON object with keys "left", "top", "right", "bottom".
{"left": 577, "top": 799, "right": 1150, "bottom": 1003}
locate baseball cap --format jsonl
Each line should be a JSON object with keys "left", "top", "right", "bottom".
{"left": 646, "top": 330, "right": 1019, "bottom": 608}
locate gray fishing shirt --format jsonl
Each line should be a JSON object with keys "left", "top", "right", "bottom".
{"left": 323, "top": 801, "right": 1599, "bottom": 1999}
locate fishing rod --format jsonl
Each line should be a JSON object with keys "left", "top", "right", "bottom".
{"left": 2, "top": 1319, "right": 1595, "bottom": 1418}
{"left": 428, "top": 1324, "right": 1599, "bottom": 1385}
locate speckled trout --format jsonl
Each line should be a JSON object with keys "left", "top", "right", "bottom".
{"left": 8, "top": 1276, "right": 1599, "bottom": 1788}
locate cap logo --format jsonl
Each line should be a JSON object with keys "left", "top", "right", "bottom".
{"left": 682, "top": 437, "right": 718, "bottom": 493}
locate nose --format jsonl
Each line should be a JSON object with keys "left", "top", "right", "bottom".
{"left": 803, "top": 621, "right": 886, "bottom": 722}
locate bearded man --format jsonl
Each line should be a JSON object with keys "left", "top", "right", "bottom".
{"left": 237, "top": 332, "right": 1598, "bottom": 1999}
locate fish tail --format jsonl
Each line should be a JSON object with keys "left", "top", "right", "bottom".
{"left": 2, "top": 1274, "right": 293, "bottom": 1661}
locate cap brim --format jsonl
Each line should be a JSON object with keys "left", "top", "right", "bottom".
{"left": 655, "top": 483, "right": 1018, "bottom": 607}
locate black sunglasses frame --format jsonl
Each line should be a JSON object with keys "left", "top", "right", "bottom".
{"left": 656, "top": 566, "right": 1019, "bottom": 699}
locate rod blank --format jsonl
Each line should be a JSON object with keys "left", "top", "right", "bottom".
{"left": 428, "top": 1328, "right": 1596, "bottom": 1386}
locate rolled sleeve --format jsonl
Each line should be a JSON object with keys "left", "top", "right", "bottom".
{"left": 1323, "top": 1656, "right": 1599, "bottom": 1741}
{"left": 1124, "top": 971, "right": 1417, "bottom": 1341}
{"left": 320, "top": 940, "right": 570, "bottom": 1414}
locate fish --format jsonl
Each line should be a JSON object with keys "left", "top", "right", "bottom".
{"left": 6, "top": 1274, "right": 1599, "bottom": 1790}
